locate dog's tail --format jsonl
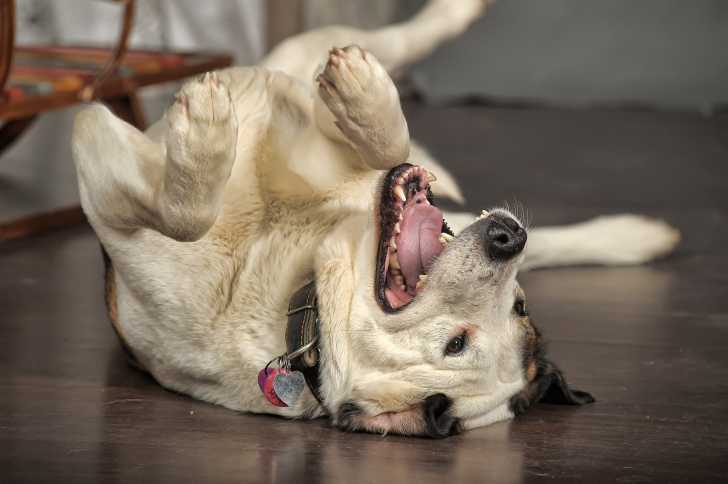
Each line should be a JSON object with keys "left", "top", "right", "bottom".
{"left": 521, "top": 214, "right": 681, "bottom": 271}
{"left": 443, "top": 211, "right": 680, "bottom": 270}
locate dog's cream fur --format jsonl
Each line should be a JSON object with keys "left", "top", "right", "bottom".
{"left": 71, "top": 0, "right": 680, "bottom": 436}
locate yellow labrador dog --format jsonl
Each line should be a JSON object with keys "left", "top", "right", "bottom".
{"left": 71, "top": 0, "right": 679, "bottom": 437}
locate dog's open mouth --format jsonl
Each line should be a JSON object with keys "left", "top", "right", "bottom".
{"left": 375, "top": 164, "right": 454, "bottom": 311}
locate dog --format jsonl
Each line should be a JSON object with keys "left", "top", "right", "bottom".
{"left": 71, "top": 0, "right": 680, "bottom": 437}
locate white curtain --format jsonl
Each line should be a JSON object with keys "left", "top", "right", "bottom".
{"left": 16, "top": 0, "right": 265, "bottom": 64}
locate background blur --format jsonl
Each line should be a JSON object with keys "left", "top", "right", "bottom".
{"left": 3, "top": 0, "right": 727, "bottom": 223}
{"left": 13, "top": 0, "right": 728, "bottom": 110}
{"left": 314, "top": 0, "right": 728, "bottom": 112}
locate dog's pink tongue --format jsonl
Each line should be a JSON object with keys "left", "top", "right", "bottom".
{"left": 397, "top": 201, "right": 443, "bottom": 291}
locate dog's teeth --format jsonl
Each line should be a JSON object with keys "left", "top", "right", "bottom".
{"left": 439, "top": 233, "right": 454, "bottom": 246}
{"left": 398, "top": 212, "right": 404, "bottom": 222}
{"left": 394, "top": 274, "right": 405, "bottom": 287}
{"left": 397, "top": 176, "right": 405, "bottom": 185}
{"left": 390, "top": 237, "right": 397, "bottom": 251}
{"left": 393, "top": 185, "right": 407, "bottom": 203}
{"left": 477, "top": 209, "right": 490, "bottom": 220}
{"left": 426, "top": 170, "right": 437, "bottom": 183}
{"left": 394, "top": 222, "right": 401, "bottom": 235}
{"left": 416, "top": 274, "right": 428, "bottom": 290}
{"left": 389, "top": 252, "right": 400, "bottom": 269}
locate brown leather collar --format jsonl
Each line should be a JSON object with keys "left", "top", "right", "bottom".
{"left": 286, "top": 280, "right": 325, "bottom": 407}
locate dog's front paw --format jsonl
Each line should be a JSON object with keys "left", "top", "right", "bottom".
{"left": 166, "top": 72, "right": 238, "bottom": 167}
{"left": 316, "top": 45, "right": 408, "bottom": 168}
{"left": 317, "top": 45, "right": 398, "bottom": 122}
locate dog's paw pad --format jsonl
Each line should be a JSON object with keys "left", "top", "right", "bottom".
{"left": 317, "top": 45, "right": 393, "bottom": 110}
{"left": 174, "top": 71, "right": 233, "bottom": 126}
{"left": 166, "top": 71, "right": 238, "bottom": 163}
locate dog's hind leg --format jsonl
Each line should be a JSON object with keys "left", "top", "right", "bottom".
{"left": 521, "top": 215, "right": 681, "bottom": 271}
{"left": 73, "top": 72, "right": 238, "bottom": 241}
{"left": 262, "top": 0, "right": 493, "bottom": 82}
{"left": 361, "top": 0, "right": 493, "bottom": 75}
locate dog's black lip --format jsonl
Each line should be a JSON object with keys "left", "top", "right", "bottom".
{"left": 335, "top": 401, "right": 363, "bottom": 431}
{"left": 374, "top": 163, "right": 453, "bottom": 314}
{"left": 423, "top": 393, "right": 462, "bottom": 439}
{"left": 375, "top": 163, "right": 411, "bottom": 314}
{"left": 335, "top": 398, "right": 461, "bottom": 438}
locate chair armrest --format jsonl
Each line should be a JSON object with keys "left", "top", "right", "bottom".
{"left": 80, "top": 0, "right": 136, "bottom": 101}
{"left": 0, "top": 0, "right": 15, "bottom": 93}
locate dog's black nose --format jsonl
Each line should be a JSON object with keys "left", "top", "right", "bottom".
{"left": 482, "top": 214, "right": 527, "bottom": 261}
{"left": 423, "top": 394, "right": 461, "bottom": 438}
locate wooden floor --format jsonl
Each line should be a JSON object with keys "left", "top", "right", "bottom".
{"left": 1, "top": 103, "right": 727, "bottom": 483}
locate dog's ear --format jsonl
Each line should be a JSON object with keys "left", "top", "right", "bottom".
{"left": 510, "top": 357, "right": 595, "bottom": 416}
{"left": 511, "top": 311, "right": 595, "bottom": 415}
{"left": 535, "top": 359, "right": 595, "bottom": 406}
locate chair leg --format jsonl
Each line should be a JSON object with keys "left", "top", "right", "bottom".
{"left": 0, "top": 94, "right": 147, "bottom": 241}
{"left": 104, "top": 92, "right": 147, "bottom": 130}
{"left": 0, "top": 205, "right": 86, "bottom": 241}
{"left": 0, "top": 116, "right": 37, "bottom": 157}
{"left": 0, "top": 115, "right": 79, "bottom": 241}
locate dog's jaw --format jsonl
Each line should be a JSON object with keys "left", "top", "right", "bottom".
{"left": 375, "top": 163, "right": 454, "bottom": 312}
{"left": 335, "top": 395, "right": 461, "bottom": 438}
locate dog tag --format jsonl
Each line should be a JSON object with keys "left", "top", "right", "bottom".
{"left": 272, "top": 370, "right": 306, "bottom": 407}
{"left": 257, "top": 367, "right": 306, "bottom": 407}
{"left": 257, "top": 367, "right": 286, "bottom": 407}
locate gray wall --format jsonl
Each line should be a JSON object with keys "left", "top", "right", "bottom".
{"left": 405, "top": 0, "right": 728, "bottom": 112}
{"left": 304, "top": 0, "right": 399, "bottom": 29}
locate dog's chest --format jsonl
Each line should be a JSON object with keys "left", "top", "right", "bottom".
{"left": 206, "top": 206, "right": 341, "bottom": 318}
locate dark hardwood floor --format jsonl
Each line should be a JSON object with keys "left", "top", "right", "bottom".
{"left": 1, "top": 103, "right": 727, "bottom": 483}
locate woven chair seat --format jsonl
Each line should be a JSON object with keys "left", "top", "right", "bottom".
{"left": 1, "top": 45, "right": 231, "bottom": 120}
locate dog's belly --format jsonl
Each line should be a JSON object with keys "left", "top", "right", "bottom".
{"left": 97, "top": 208, "right": 333, "bottom": 409}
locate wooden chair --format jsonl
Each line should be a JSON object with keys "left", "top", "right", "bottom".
{"left": 0, "top": 0, "right": 233, "bottom": 240}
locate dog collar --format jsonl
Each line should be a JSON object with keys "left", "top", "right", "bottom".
{"left": 285, "top": 280, "right": 325, "bottom": 407}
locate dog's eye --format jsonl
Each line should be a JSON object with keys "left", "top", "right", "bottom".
{"left": 513, "top": 299, "right": 528, "bottom": 317}
{"left": 445, "top": 333, "right": 467, "bottom": 356}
